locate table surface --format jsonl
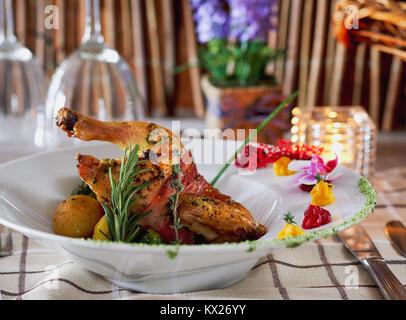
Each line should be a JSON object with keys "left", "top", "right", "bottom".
{"left": 0, "top": 127, "right": 405, "bottom": 300}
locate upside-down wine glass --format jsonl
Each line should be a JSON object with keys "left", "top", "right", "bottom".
{"left": 0, "top": 0, "right": 47, "bottom": 154}
{"left": 45, "top": 0, "right": 144, "bottom": 148}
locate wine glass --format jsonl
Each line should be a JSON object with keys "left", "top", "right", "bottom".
{"left": 45, "top": 0, "right": 144, "bottom": 148}
{"left": 0, "top": 0, "right": 47, "bottom": 151}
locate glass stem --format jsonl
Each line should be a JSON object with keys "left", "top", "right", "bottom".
{"left": 0, "top": 0, "right": 17, "bottom": 45}
{"left": 81, "top": 0, "right": 104, "bottom": 45}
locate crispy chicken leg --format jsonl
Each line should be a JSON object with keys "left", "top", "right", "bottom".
{"left": 56, "top": 107, "right": 186, "bottom": 162}
{"left": 57, "top": 107, "right": 267, "bottom": 244}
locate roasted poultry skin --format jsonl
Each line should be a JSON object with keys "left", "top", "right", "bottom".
{"left": 56, "top": 107, "right": 267, "bottom": 244}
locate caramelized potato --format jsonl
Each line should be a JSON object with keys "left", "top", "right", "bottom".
{"left": 54, "top": 195, "right": 104, "bottom": 238}
{"left": 93, "top": 215, "right": 110, "bottom": 241}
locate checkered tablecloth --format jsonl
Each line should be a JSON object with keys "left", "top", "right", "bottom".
{"left": 0, "top": 154, "right": 405, "bottom": 300}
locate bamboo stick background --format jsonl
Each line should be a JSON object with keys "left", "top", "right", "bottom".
{"left": 305, "top": 0, "right": 328, "bottom": 108}
{"left": 282, "top": 0, "right": 303, "bottom": 97}
{"left": 8, "top": 0, "right": 406, "bottom": 129}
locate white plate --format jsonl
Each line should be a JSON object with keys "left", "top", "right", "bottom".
{"left": 0, "top": 139, "right": 376, "bottom": 294}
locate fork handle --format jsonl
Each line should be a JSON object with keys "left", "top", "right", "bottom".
{"left": 362, "top": 259, "right": 406, "bottom": 300}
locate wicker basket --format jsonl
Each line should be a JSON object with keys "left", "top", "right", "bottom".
{"left": 332, "top": 0, "right": 406, "bottom": 60}
{"left": 201, "top": 76, "right": 289, "bottom": 145}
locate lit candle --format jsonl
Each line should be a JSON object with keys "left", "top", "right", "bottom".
{"left": 290, "top": 106, "right": 377, "bottom": 178}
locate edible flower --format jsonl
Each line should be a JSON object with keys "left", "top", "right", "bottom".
{"left": 287, "top": 155, "right": 341, "bottom": 186}
{"left": 277, "top": 212, "right": 306, "bottom": 240}
{"left": 310, "top": 178, "right": 336, "bottom": 207}
{"left": 273, "top": 157, "right": 296, "bottom": 176}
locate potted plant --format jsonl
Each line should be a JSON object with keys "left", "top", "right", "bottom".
{"left": 190, "top": 0, "right": 288, "bottom": 144}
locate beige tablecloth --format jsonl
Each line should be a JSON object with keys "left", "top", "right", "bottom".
{"left": 0, "top": 151, "right": 405, "bottom": 300}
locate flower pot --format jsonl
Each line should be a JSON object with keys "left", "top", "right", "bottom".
{"left": 201, "top": 75, "right": 290, "bottom": 145}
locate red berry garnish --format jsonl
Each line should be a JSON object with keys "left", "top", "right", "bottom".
{"left": 267, "top": 140, "right": 324, "bottom": 163}
{"left": 302, "top": 205, "right": 332, "bottom": 230}
{"left": 299, "top": 184, "right": 315, "bottom": 192}
{"left": 235, "top": 145, "right": 268, "bottom": 170}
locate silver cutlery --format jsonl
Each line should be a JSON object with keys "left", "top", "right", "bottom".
{"left": 385, "top": 221, "right": 406, "bottom": 259}
{"left": 338, "top": 225, "right": 406, "bottom": 300}
{"left": 0, "top": 225, "right": 12, "bottom": 257}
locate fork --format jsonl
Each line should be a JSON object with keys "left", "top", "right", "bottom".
{"left": 0, "top": 225, "right": 13, "bottom": 257}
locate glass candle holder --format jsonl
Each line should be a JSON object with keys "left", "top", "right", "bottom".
{"left": 290, "top": 106, "right": 377, "bottom": 178}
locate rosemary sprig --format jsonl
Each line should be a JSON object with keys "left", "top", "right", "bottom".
{"left": 210, "top": 91, "right": 299, "bottom": 187}
{"left": 169, "top": 164, "right": 185, "bottom": 244}
{"left": 100, "top": 143, "right": 152, "bottom": 243}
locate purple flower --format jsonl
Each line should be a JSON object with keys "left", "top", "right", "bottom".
{"left": 228, "top": 0, "right": 278, "bottom": 43}
{"left": 287, "top": 155, "right": 342, "bottom": 186}
{"left": 189, "top": 0, "right": 205, "bottom": 10}
{"left": 190, "top": 0, "right": 229, "bottom": 43}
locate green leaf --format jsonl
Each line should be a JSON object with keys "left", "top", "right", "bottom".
{"left": 283, "top": 212, "right": 297, "bottom": 225}
{"left": 315, "top": 175, "right": 327, "bottom": 183}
